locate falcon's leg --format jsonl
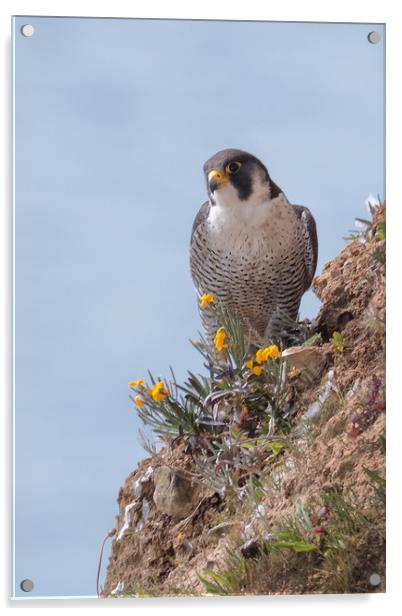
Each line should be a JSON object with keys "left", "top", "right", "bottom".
{"left": 266, "top": 305, "right": 301, "bottom": 347}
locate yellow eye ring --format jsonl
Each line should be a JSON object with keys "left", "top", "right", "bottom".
{"left": 225, "top": 161, "right": 241, "bottom": 175}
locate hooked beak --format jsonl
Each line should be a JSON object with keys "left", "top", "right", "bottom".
{"left": 208, "top": 169, "right": 228, "bottom": 193}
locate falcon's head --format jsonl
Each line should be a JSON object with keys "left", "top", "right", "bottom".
{"left": 203, "top": 148, "right": 282, "bottom": 208}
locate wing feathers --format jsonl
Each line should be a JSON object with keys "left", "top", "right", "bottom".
{"left": 190, "top": 201, "right": 210, "bottom": 244}
{"left": 293, "top": 205, "right": 318, "bottom": 290}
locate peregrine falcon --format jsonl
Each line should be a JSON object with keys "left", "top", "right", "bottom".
{"left": 190, "top": 148, "right": 318, "bottom": 344}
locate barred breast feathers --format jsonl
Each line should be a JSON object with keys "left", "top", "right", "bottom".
{"left": 190, "top": 194, "right": 310, "bottom": 278}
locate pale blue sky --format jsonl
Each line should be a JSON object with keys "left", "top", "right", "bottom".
{"left": 13, "top": 16, "right": 384, "bottom": 597}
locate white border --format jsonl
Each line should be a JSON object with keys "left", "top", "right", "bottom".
{"left": 1, "top": 1, "right": 401, "bottom": 613}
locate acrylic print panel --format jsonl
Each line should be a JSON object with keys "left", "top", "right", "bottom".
{"left": 13, "top": 16, "right": 385, "bottom": 599}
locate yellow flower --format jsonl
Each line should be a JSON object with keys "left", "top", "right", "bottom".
{"left": 214, "top": 327, "right": 228, "bottom": 352}
{"left": 128, "top": 378, "right": 144, "bottom": 387}
{"left": 255, "top": 348, "right": 267, "bottom": 364}
{"left": 200, "top": 292, "right": 215, "bottom": 309}
{"left": 134, "top": 396, "right": 144, "bottom": 408}
{"left": 265, "top": 344, "right": 280, "bottom": 359}
{"left": 245, "top": 359, "right": 262, "bottom": 376}
{"left": 149, "top": 381, "right": 169, "bottom": 401}
{"left": 255, "top": 345, "right": 281, "bottom": 364}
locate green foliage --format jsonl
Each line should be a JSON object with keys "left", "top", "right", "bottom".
{"left": 271, "top": 503, "right": 319, "bottom": 553}
{"left": 376, "top": 220, "right": 386, "bottom": 240}
{"left": 264, "top": 440, "right": 287, "bottom": 464}
{"left": 194, "top": 433, "right": 288, "bottom": 498}
{"left": 343, "top": 198, "right": 384, "bottom": 242}
{"left": 130, "top": 369, "right": 201, "bottom": 438}
{"left": 331, "top": 331, "right": 345, "bottom": 353}
{"left": 322, "top": 490, "right": 367, "bottom": 540}
{"left": 198, "top": 548, "right": 246, "bottom": 595}
{"left": 131, "top": 302, "right": 296, "bottom": 495}
{"left": 199, "top": 488, "right": 381, "bottom": 595}
{"left": 127, "top": 586, "right": 157, "bottom": 598}
{"left": 373, "top": 212, "right": 386, "bottom": 263}
{"left": 364, "top": 433, "right": 385, "bottom": 502}
{"left": 247, "top": 475, "right": 266, "bottom": 503}
{"left": 343, "top": 218, "right": 371, "bottom": 242}
{"left": 372, "top": 245, "right": 386, "bottom": 264}
{"left": 302, "top": 332, "right": 322, "bottom": 347}
{"left": 213, "top": 302, "right": 251, "bottom": 370}
{"left": 272, "top": 532, "right": 318, "bottom": 553}
{"left": 364, "top": 467, "right": 386, "bottom": 503}
{"left": 316, "top": 489, "right": 379, "bottom": 593}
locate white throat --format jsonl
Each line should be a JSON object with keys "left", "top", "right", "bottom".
{"left": 208, "top": 176, "right": 287, "bottom": 230}
{"left": 211, "top": 174, "right": 270, "bottom": 210}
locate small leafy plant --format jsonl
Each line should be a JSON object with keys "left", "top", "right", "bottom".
{"left": 343, "top": 197, "right": 384, "bottom": 243}
{"left": 331, "top": 331, "right": 345, "bottom": 353}
{"left": 198, "top": 547, "right": 246, "bottom": 595}
{"left": 199, "top": 489, "right": 381, "bottom": 595}
{"left": 128, "top": 296, "right": 299, "bottom": 494}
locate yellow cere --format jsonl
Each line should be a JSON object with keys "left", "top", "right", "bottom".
{"left": 214, "top": 327, "right": 228, "bottom": 352}
{"left": 150, "top": 381, "right": 169, "bottom": 401}
{"left": 200, "top": 292, "right": 215, "bottom": 309}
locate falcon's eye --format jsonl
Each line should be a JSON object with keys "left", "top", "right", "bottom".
{"left": 226, "top": 161, "right": 241, "bottom": 175}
